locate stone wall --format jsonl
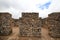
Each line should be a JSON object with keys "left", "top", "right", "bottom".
{"left": 0, "top": 12, "right": 12, "bottom": 36}
{"left": 19, "top": 13, "right": 42, "bottom": 38}
{"left": 13, "top": 19, "right": 19, "bottom": 27}
{"left": 43, "top": 12, "right": 60, "bottom": 40}
{"left": 22, "top": 12, "right": 39, "bottom": 18}
{"left": 0, "top": 12, "right": 60, "bottom": 40}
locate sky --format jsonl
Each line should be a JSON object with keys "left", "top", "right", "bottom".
{"left": 0, "top": 0, "right": 60, "bottom": 19}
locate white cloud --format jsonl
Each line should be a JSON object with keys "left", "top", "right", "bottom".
{"left": 0, "top": 0, "right": 12, "bottom": 10}
{"left": 0, "top": 0, "right": 60, "bottom": 19}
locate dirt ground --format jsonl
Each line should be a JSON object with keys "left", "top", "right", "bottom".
{"left": 7, "top": 27, "right": 51, "bottom": 40}
{"left": 41, "top": 27, "right": 51, "bottom": 40}
{"left": 7, "top": 27, "right": 41, "bottom": 40}
{"left": 7, "top": 27, "right": 20, "bottom": 40}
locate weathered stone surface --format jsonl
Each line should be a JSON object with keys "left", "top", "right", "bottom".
{"left": 19, "top": 13, "right": 42, "bottom": 37}
{"left": 0, "top": 12, "right": 12, "bottom": 36}
{"left": 13, "top": 19, "right": 19, "bottom": 27}
{"left": 22, "top": 12, "right": 39, "bottom": 18}
{"left": 1, "top": 12, "right": 60, "bottom": 40}
{"left": 44, "top": 12, "right": 60, "bottom": 38}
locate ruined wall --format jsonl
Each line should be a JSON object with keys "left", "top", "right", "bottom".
{"left": 13, "top": 19, "right": 19, "bottom": 27}
{"left": 44, "top": 12, "right": 60, "bottom": 40}
{"left": 19, "top": 13, "right": 42, "bottom": 40}
{"left": 0, "top": 12, "right": 60, "bottom": 40}
{"left": 0, "top": 12, "right": 12, "bottom": 36}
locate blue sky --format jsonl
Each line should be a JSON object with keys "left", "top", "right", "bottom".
{"left": 0, "top": 0, "right": 60, "bottom": 19}
{"left": 38, "top": 0, "right": 51, "bottom": 10}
